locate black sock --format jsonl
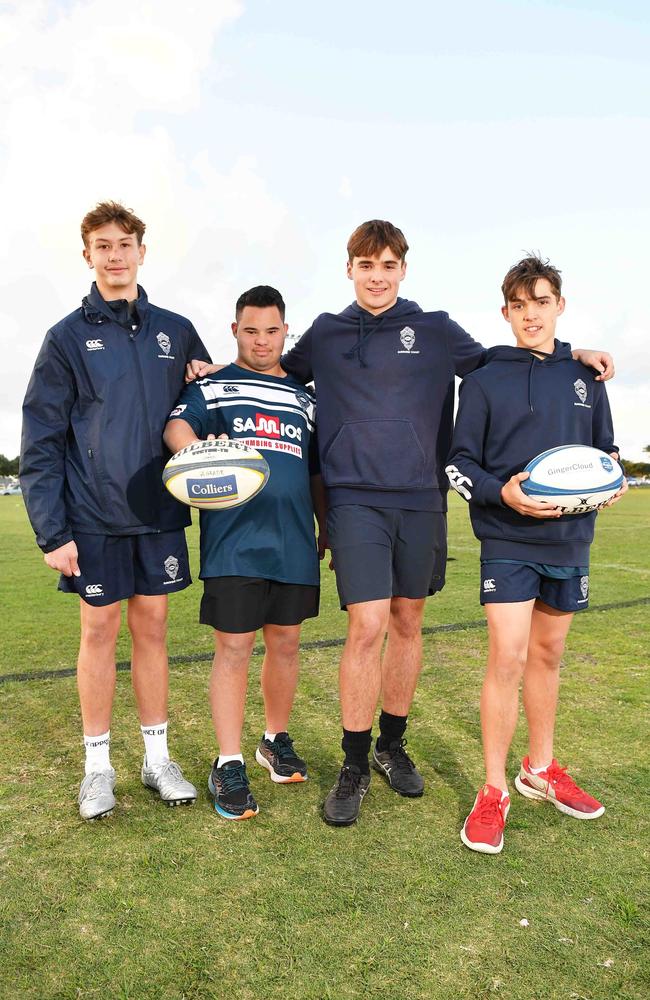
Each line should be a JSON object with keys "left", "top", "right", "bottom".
{"left": 376, "top": 711, "right": 407, "bottom": 751}
{"left": 341, "top": 728, "right": 372, "bottom": 775}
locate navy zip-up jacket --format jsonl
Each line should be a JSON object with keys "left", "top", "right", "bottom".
{"left": 21, "top": 284, "right": 210, "bottom": 552}
{"left": 445, "top": 342, "right": 617, "bottom": 565}
{"left": 281, "top": 298, "right": 486, "bottom": 510}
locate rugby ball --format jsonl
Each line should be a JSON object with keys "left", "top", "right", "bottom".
{"left": 163, "top": 439, "right": 269, "bottom": 510}
{"left": 521, "top": 444, "right": 623, "bottom": 514}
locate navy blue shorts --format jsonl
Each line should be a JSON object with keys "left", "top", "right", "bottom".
{"left": 326, "top": 505, "right": 447, "bottom": 608}
{"left": 480, "top": 562, "right": 590, "bottom": 612}
{"left": 58, "top": 530, "right": 191, "bottom": 607}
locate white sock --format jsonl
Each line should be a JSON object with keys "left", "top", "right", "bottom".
{"left": 217, "top": 753, "right": 244, "bottom": 768}
{"left": 84, "top": 731, "right": 111, "bottom": 775}
{"left": 529, "top": 761, "right": 552, "bottom": 775}
{"left": 141, "top": 721, "right": 169, "bottom": 767}
{"left": 264, "top": 731, "right": 277, "bottom": 742}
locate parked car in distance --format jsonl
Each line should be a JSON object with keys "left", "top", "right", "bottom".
{"left": 2, "top": 483, "right": 22, "bottom": 495}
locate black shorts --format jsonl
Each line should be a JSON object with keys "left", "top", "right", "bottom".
{"left": 480, "top": 562, "right": 590, "bottom": 612}
{"left": 326, "top": 505, "right": 447, "bottom": 608}
{"left": 58, "top": 529, "right": 191, "bottom": 607}
{"left": 200, "top": 576, "right": 320, "bottom": 633}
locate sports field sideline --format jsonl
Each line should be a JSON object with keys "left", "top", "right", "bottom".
{"left": 1, "top": 491, "right": 648, "bottom": 999}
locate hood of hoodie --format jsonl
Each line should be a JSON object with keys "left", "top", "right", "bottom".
{"left": 484, "top": 340, "right": 574, "bottom": 412}
{"left": 339, "top": 297, "right": 423, "bottom": 367}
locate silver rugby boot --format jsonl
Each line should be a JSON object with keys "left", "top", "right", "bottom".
{"left": 141, "top": 758, "right": 197, "bottom": 806}
{"left": 78, "top": 768, "right": 116, "bottom": 821}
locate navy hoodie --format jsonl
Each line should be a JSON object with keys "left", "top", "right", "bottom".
{"left": 445, "top": 342, "right": 616, "bottom": 565}
{"left": 281, "top": 298, "right": 485, "bottom": 510}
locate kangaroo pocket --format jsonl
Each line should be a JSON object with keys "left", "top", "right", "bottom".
{"left": 323, "top": 419, "right": 425, "bottom": 489}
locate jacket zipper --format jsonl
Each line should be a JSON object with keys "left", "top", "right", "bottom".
{"left": 129, "top": 326, "right": 160, "bottom": 530}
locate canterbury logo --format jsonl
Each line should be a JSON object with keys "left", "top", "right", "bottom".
{"left": 222, "top": 385, "right": 239, "bottom": 393}
{"left": 85, "top": 584, "right": 104, "bottom": 596}
{"left": 85, "top": 339, "right": 104, "bottom": 351}
{"left": 445, "top": 464, "right": 473, "bottom": 501}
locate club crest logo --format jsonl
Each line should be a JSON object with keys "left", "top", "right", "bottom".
{"left": 157, "top": 332, "right": 173, "bottom": 357}
{"left": 398, "top": 326, "right": 419, "bottom": 354}
{"left": 600, "top": 455, "right": 614, "bottom": 474}
{"left": 573, "top": 378, "right": 587, "bottom": 404}
{"left": 580, "top": 575, "right": 589, "bottom": 600}
{"left": 295, "top": 391, "right": 312, "bottom": 412}
{"left": 164, "top": 556, "right": 179, "bottom": 581}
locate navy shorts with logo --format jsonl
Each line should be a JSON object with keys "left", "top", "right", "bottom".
{"left": 480, "top": 561, "right": 590, "bottom": 612}
{"left": 58, "top": 529, "right": 191, "bottom": 607}
{"left": 326, "top": 504, "right": 447, "bottom": 609}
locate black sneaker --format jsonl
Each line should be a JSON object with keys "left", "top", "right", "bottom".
{"left": 208, "top": 760, "right": 259, "bottom": 820}
{"left": 372, "top": 738, "right": 425, "bottom": 797}
{"left": 255, "top": 732, "right": 308, "bottom": 783}
{"left": 323, "top": 765, "right": 370, "bottom": 826}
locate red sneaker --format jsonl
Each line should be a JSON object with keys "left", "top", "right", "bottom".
{"left": 515, "top": 757, "right": 605, "bottom": 819}
{"left": 461, "top": 784, "right": 510, "bottom": 854}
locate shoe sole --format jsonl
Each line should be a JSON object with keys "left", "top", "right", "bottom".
{"left": 81, "top": 807, "right": 114, "bottom": 822}
{"left": 255, "top": 748, "right": 307, "bottom": 783}
{"left": 371, "top": 757, "right": 424, "bottom": 798}
{"left": 323, "top": 784, "right": 369, "bottom": 826}
{"left": 208, "top": 775, "right": 259, "bottom": 821}
{"left": 460, "top": 824, "right": 504, "bottom": 854}
{"left": 514, "top": 775, "right": 605, "bottom": 819}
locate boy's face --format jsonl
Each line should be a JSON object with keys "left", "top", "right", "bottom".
{"left": 347, "top": 246, "right": 406, "bottom": 315}
{"left": 502, "top": 277, "right": 565, "bottom": 354}
{"left": 83, "top": 222, "right": 145, "bottom": 300}
{"left": 232, "top": 305, "right": 287, "bottom": 374}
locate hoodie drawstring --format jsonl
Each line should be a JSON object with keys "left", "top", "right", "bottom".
{"left": 528, "top": 357, "right": 535, "bottom": 412}
{"left": 342, "top": 313, "right": 389, "bottom": 367}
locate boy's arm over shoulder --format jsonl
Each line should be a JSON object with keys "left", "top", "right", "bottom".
{"left": 591, "top": 379, "right": 617, "bottom": 455}
{"left": 443, "top": 314, "right": 487, "bottom": 377}
{"left": 281, "top": 322, "right": 315, "bottom": 384}
{"left": 445, "top": 376, "right": 504, "bottom": 506}
{"left": 20, "top": 329, "right": 77, "bottom": 552}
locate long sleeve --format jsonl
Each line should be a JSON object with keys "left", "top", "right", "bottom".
{"left": 445, "top": 377, "right": 505, "bottom": 507}
{"left": 20, "top": 332, "right": 77, "bottom": 552}
{"left": 281, "top": 324, "right": 314, "bottom": 384}
{"left": 592, "top": 384, "right": 617, "bottom": 455}
{"left": 446, "top": 316, "right": 487, "bottom": 378}
{"left": 185, "top": 324, "right": 212, "bottom": 365}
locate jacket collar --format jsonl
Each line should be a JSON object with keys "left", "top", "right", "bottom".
{"left": 82, "top": 282, "right": 149, "bottom": 327}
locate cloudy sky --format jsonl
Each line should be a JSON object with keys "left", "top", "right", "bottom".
{"left": 1, "top": 0, "right": 648, "bottom": 459}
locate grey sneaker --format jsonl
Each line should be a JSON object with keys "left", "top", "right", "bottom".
{"left": 141, "top": 758, "right": 197, "bottom": 806}
{"left": 78, "top": 768, "right": 116, "bottom": 821}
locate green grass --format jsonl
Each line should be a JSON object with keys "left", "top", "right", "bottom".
{"left": 0, "top": 492, "right": 648, "bottom": 999}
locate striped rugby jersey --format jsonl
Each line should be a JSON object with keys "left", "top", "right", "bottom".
{"left": 170, "top": 364, "right": 319, "bottom": 585}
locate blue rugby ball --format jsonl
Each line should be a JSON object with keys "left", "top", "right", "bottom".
{"left": 521, "top": 444, "right": 623, "bottom": 514}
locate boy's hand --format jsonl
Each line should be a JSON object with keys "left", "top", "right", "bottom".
{"left": 501, "top": 472, "right": 563, "bottom": 518}
{"left": 571, "top": 349, "right": 615, "bottom": 381}
{"left": 185, "top": 360, "right": 224, "bottom": 383}
{"left": 44, "top": 539, "right": 80, "bottom": 577}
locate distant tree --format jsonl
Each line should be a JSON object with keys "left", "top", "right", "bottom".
{"left": 0, "top": 454, "right": 19, "bottom": 476}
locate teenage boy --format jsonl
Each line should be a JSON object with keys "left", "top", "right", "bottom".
{"left": 21, "top": 201, "right": 210, "bottom": 820}
{"left": 164, "top": 286, "right": 324, "bottom": 821}
{"left": 446, "top": 254, "right": 626, "bottom": 854}
{"left": 188, "top": 221, "right": 614, "bottom": 827}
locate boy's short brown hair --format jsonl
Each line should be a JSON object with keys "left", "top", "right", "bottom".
{"left": 501, "top": 254, "right": 562, "bottom": 304}
{"left": 347, "top": 220, "right": 409, "bottom": 262}
{"left": 81, "top": 201, "right": 146, "bottom": 247}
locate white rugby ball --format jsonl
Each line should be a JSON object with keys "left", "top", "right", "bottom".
{"left": 163, "top": 439, "right": 269, "bottom": 510}
{"left": 521, "top": 444, "right": 623, "bottom": 514}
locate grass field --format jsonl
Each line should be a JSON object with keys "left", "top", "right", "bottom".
{"left": 1, "top": 492, "right": 648, "bottom": 1000}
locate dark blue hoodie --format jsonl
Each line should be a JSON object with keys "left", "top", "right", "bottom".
{"left": 281, "top": 298, "right": 485, "bottom": 510}
{"left": 445, "top": 342, "right": 617, "bottom": 564}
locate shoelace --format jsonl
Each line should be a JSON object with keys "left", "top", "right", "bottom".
{"left": 386, "top": 739, "right": 416, "bottom": 772}
{"left": 544, "top": 762, "right": 587, "bottom": 799}
{"left": 473, "top": 792, "right": 506, "bottom": 829}
{"left": 269, "top": 734, "right": 297, "bottom": 760}
{"left": 335, "top": 767, "right": 362, "bottom": 798}
{"left": 218, "top": 764, "right": 249, "bottom": 795}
